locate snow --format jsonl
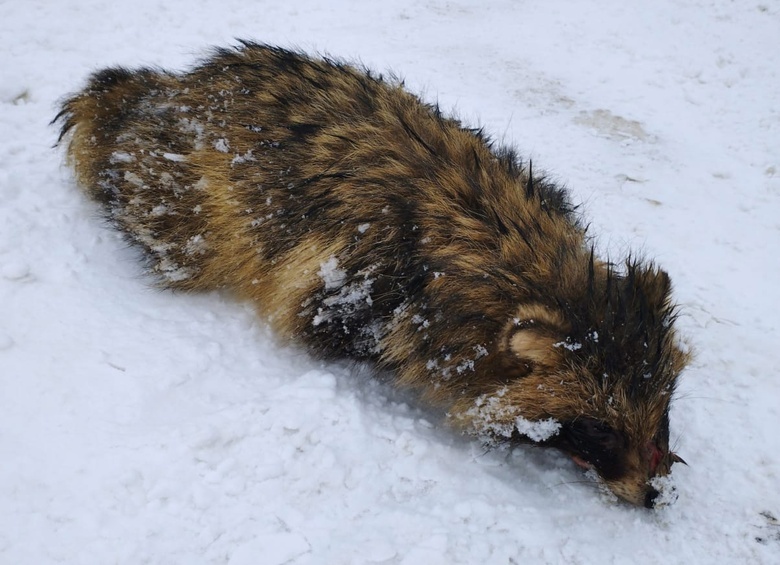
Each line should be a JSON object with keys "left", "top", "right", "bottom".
{"left": 553, "top": 339, "right": 583, "bottom": 352}
{"left": 214, "top": 138, "right": 230, "bottom": 153}
{"left": 1, "top": 1, "right": 778, "bottom": 563}
{"left": 317, "top": 256, "right": 347, "bottom": 291}
{"left": 514, "top": 417, "right": 562, "bottom": 444}
{"left": 461, "top": 387, "right": 561, "bottom": 443}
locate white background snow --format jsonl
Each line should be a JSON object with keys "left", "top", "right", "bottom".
{"left": 1, "top": 1, "right": 779, "bottom": 563}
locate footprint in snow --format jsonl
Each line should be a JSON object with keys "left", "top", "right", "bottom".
{"left": 755, "top": 510, "right": 780, "bottom": 545}
{"left": 1, "top": 262, "right": 33, "bottom": 282}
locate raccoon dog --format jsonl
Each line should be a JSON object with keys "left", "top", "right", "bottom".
{"left": 56, "top": 42, "right": 689, "bottom": 508}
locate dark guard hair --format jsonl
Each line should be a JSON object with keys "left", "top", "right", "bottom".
{"left": 55, "top": 41, "right": 689, "bottom": 508}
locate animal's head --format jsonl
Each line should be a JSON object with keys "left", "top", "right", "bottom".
{"left": 456, "top": 261, "right": 689, "bottom": 508}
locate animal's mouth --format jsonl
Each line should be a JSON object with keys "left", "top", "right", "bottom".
{"left": 571, "top": 454, "right": 592, "bottom": 470}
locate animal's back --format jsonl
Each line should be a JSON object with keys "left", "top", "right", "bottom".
{"left": 58, "top": 43, "right": 579, "bottom": 362}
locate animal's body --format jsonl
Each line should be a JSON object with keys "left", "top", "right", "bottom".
{"left": 57, "top": 42, "right": 688, "bottom": 508}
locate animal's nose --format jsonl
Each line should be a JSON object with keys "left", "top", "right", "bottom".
{"left": 644, "top": 487, "right": 660, "bottom": 509}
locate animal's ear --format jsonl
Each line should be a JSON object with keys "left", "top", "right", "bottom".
{"left": 507, "top": 303, "right": 569, "bottom": 367}
{"left": 509, "top": 329, "right": 561, "bottom": 366}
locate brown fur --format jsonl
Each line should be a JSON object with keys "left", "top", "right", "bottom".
{"left": 55, "top": 42, "right": 689, "bottom": 508}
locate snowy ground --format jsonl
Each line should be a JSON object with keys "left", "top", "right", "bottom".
{"left": 1, "top": 1, "right": 779, "bottom": 563}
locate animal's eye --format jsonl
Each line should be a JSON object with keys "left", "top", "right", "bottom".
{"left": 564, "top": 418, "right": 624, "bottom": 453}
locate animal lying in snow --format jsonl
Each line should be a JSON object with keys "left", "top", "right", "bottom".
{"left": 56, "top": 42, "right": 689, "bottom": 508}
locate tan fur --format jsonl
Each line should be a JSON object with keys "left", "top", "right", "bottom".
{"left": 56, "top": 43, "right": 689, "bottom": 508}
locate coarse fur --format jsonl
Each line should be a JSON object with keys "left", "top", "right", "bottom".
{"left": 55, "top": 42, "right": 689, "bottom": 508}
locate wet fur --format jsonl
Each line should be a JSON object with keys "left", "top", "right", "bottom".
{"left": 56, "top": 42, "right": 689, "bottom": 507}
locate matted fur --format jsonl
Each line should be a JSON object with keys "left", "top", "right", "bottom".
{"left": 56, "top": 42, "right": 689, "bottom": 508}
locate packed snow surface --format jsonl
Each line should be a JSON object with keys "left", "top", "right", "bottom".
{"left": 1, "top": 1, "right": 779, "bottom": 563}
